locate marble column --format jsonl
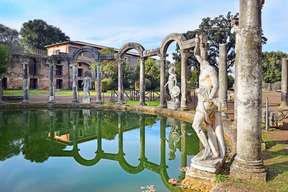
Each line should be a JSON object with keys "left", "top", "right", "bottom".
{"left": 117, "top": 58, "right": 124, "bottom": 104}
{"left": 281, "top": 58, "right": 288, "bottom": 107}
{"left": 96, "top": 62, "right": 102, "bottom": 104}
{"left": 139, "top": 58, "right": 145, "bottom": 106}
{"left": 180, "top": 50, "right": 189, "bottom": 110}
{"left": 160, "top": 56, "right": 166, "bottom": 108}
{"left": 72, "top": 63, "right": 79, "bottom": 103}
{"left": 22, "top": 59, "right": 29, "bottom": 103}
{"left": 230, "top": 0, "right": 266, "bottom": 181}
{"left": 48, "top": 59, "right": 55, "bottom": 103}
{"left": 219, "top": 43, "right": 228, "bottom": 111}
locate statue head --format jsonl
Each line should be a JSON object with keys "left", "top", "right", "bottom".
{"left": 168, "top": 65, "right": 176, "bottom": 75}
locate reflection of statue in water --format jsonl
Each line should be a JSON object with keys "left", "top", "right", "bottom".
{"left": 165, "top": 65, "right": 180, "bottom": 110}
{"left": 82, "top": 72, "right": 91, "bottom": 104}
{"left": 189, "top": 34, "right": 225, "bottom": 173}
{"left": 168, "top": 120, "right": 181, "bottom": 160}
{"left": 82, "top": 109, "right": 91, "bottom": 130}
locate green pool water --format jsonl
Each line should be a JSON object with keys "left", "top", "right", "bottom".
{"left": 0, "top": 109, "right": 199, "bottom": 192}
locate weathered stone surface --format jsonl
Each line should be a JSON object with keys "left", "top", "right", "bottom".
{"left": 230, "top": 0, "right": 266, "bottom": 181}
{"left": 219, "top": 43, "right": 228, "bottom": 111}
{"left": 180, "top": 49, "right": 189, "bottom": 110}
{"left": 281, "top": 58, "right": 288, "bottom": 107}
{"left": 139, "top": 58, "right": 145, "bottom": 106}
{"left": 22, "top": 59, "right": 29, "bottom": 103}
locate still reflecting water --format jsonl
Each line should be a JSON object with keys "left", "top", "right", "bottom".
{"left": 0, "top": 109, "right": 199, "bottom": 192}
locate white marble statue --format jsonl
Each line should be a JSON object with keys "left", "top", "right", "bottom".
{"left": 82, "top": 76, "right": 91, "bottom": 104}
{"left": 165, "top": 65, "right": 180, "bottom": 109}
{"left": 189, "top": 34, "right": 225, "bottom": 173}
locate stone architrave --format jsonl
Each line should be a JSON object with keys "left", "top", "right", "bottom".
{"left": 230, "top": 0, "right": 267, "bottom": 181}
{"left": 160, "top": 56, "right": 166, "bottom": 108}
{"left": 139, "top": 58, "right": 145, "bottom": 106}
{"left": 281, "top": 58, "right": 288, "bottom": 107}
{"left": 219, "top": 43, "right": 228, "bottom": 111}
{"left": 22, "top": 58, "right": 29, "bottom": 103}
{"left": 117, "top": 58, "right": 124, "bottom": 104}
{"left": 180, "top": 49, "right": 189, "bottom": 110}
{"left": 96, "top": 62, "right": 102, "bottom": 104}
{"left": 48, "top": 58, "right": 55, "bottom": 103}
{"left": 72, "top": 63, "right": 79, "bottom": 103}
{"left": 186, "top": 34, "right": 225, "bottom": 179}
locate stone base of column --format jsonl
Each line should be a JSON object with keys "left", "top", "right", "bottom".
{"left": 72, "top": 100, "right": 79, "bottom": 104}
{"left": 117, "top": 101, "right": 123, "bottom": 105}
{"left": 230, "top": 158, "right": 266, "bottom": 182}
{"left": 139, "top": 102, "right": 145, "bottom": 106}
{"left": 22, "top": 100, "right": 29, "bottom": 104}
{"left": 180, "top": 106, "right": 189, "bottom": 111}
{"left": 48, "top": 96, "right": 55, "bottom": 104}
{"left": 159, "top": 104, "right": 166, "bottom": 108}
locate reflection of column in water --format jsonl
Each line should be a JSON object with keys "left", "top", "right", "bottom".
{"left": 96, "top": 111, "right": 103, "bottom": 153}
{"left": 82, "top": 109, "right": 91, "bottom": 131}
{"left": 139, "top": 114, "right": 146, "bottom": 161}
{"left": 160, "top": 117, "right": 167, "bottom": 168}
{"left": 49, "top": 110, "right": 55, "bottom": 138}
{"left": 179, "top": 121, "right": 187, "bottom": 180}
{"left": 71, "top": 110, "right": 79, "bottom": 151}
{"left": 118, "top": 112, "right": 124, "bottom": 155}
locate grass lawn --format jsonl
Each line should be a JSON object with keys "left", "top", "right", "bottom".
{"left": 126, "top": 100, "right": 160, "bottom": 106}
{"left": 214, "top": 129, "right": 288, "bottom": 192}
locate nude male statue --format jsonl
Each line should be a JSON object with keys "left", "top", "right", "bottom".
{"left": 192, "top": 34, "right": 225, "bottom": 161}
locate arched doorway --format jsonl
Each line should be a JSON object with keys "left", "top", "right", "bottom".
{"left": 159, "top": 33, "right": 190, "bottom": 110}
{"left": 70, "top": 47, "right": 100, "bottom": 103}
{"left": 117, "top": 42, "right": 145, "bottom": 105}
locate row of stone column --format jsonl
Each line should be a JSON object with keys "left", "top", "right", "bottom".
{"left": 117, "top": 57, "right": 145, "bottom": 106}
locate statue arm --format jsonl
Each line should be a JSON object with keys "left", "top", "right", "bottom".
{"left": 209, "top": 69, "right": 218, "bottom": 99}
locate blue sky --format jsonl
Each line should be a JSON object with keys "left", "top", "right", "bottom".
{"left": 0, "top": 0, "right": 287, "bottom": 52}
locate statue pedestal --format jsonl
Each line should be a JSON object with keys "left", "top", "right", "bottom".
{"left": 82, "top": 96, "right": 91, "bottom": 104}
{"left": 167, "top": 100, "right": 180, "bottom": 110}
{"left": 186, "top": 152, "right": 224, "bottom": 180}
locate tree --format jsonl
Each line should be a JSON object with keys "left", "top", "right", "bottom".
{"left": 20, "top": 19, "right": 70, "bottom": 49}
{"left": 100, "top": 48, "right": 118, "bottom": 89}
{"left": 144, "top": 58, "right": 160, "bottom": 90}
{"left": 184, "top": 12, "right": 267, "bottom": 71}
{"left": 262, "top": 51, "right": 287, "bottom": 84}
{"left": 0, "top": 44, "right": 10, "bottom": 102}
{"left": 0, "top": 24, "right": 19, "bottom": 44}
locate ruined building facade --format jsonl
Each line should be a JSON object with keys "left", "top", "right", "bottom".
{"left": 2, "top": 41, "right": 139, "bottom": 90}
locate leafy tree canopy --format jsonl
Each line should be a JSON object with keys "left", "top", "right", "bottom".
{"left": 0, "top": 24, "right": 19, "bottom": 44}
{"left": 0, "top": 44, "right": 10, "bottom": 75}
{"left": 20, "top": 19, "right": 70, "bottom": 49}
{"left": 262, "top": 51, "right": 287, "bottom": 84}
{"left": 183, "top": 12, "right": 267, "bottom": 71}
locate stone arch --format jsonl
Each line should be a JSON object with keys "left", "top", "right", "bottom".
{"left": 71, "top": 47, "right": 100, "bottom": 64}
{"left": 159, "top": 33, "right": 189, "bottom": 110}
{"left": 118, "top": 42, "right": 145, "bottom": 58}
{"left": 117, "top": 42, "right": 146, "bottom": 105}
{"left": 159, "top": 33, "right": 187, "bottom": 58}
